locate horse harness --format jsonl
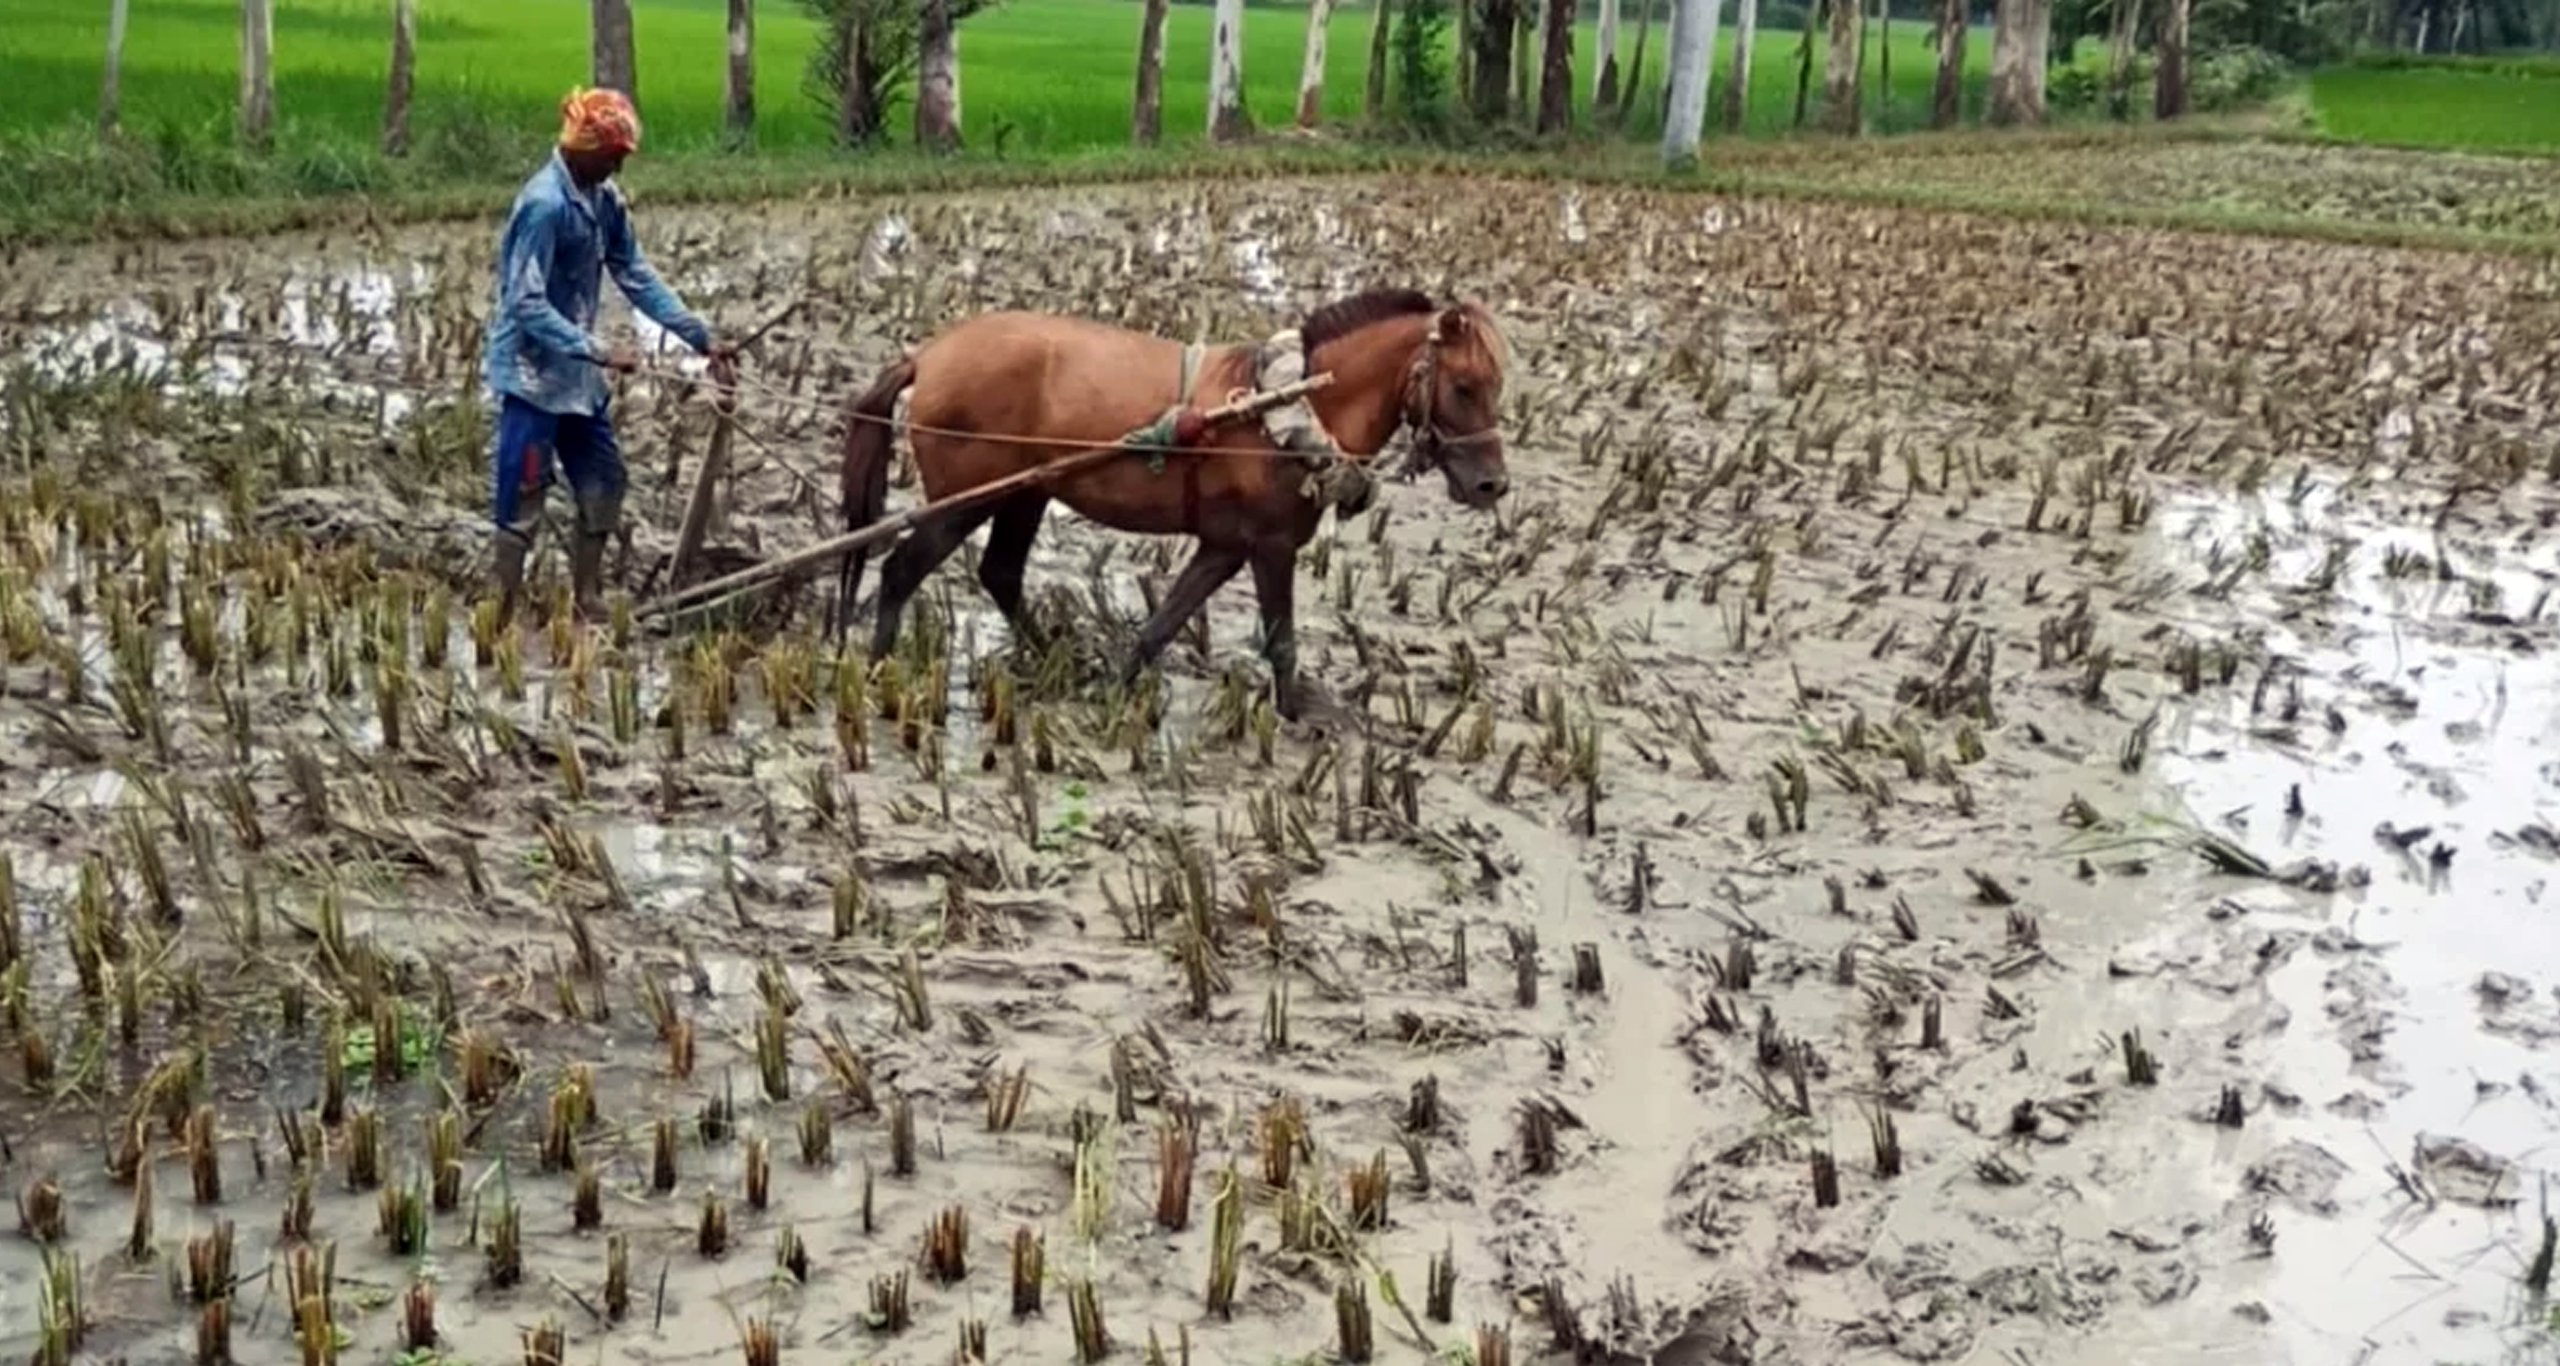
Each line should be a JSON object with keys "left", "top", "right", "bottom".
{"left": 1158, "top": 318, "right": 1493, "bottom": 511}
{"left": 1397, "top": 315, "right": 1501, "bottom": 478}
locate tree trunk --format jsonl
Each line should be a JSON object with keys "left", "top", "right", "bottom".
{"left": 916, "top": 0, "right": 958, "bottom": 150}
{"left": 383, "top": 0, "right": 416, "bottom": 156}
{"left": 1595, "top": 0, "right": 1622, "bottom": 111}
{"left": 1792, "top": 0, "right": 1817, "bottom": 126}
{"left": 725, "top": 0, "right": 754, "bottom": 144}
{"left": 1620, "top": 0, "right": 1653, "bottom": 121}
{"left": 101, "top": 0, "right": 131, "bottom": 137}
{"left": 1931, "top": 0, "right": 1964, "bottom": 125}
{"left": 1721, "top": 0, "right": 1755, "bottom": 130}
{"left": 1472, "top": 0, "right": 1515, "bottom": 121}
{"left": 1539, "top": 0, "right": 1575, "bottom": 133}
{"left": 1661, "top": 0, "right": 1712, "bottom": 161}
{"left": 2153, "top": 0, "right": 2189, "bottom": 119}
{"left": 1365, "top": 0, "right": 1394, "bottom": 121}
{"left": 1988, "top": 0, "right": 2047, "bottom": 125}
{"left": 238, "top": 0, "right": 274, "bottom": 150}
{"left": 1298, "top": 0, "right": 1335, "bottom": 127}
{"left": 1456, "top": 0, "right": 1473, "bottom": 111}
{"left": 1133, "top": 0, "right": 1170, "bottom": 143}
{"left": 1210, "top": 0, "right": 1250, "bottom": 140}
{"left": 1514, "top": 5, "right": 1534, "bottom": 111}
{"left": 1875, "top": 0, "right": 1891, "bottom": 129}
{"left": 1821, "top": 0, "right": 1861, "bottom": 132}
{"left": 2104, "top": 0, "right": 2139, "bottom": 119}
{"left": 837, "top": 12, "right": 875, "bottom": 145}
{"left": 591, "top": 0, "right": 637, "bottom": 100}
{"left": 1658, "top": 0, "right": 1689, "bottom": 124}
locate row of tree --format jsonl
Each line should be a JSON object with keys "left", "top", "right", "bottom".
{"left": 119, "top": 0, "right": 2246, "bottom": 161}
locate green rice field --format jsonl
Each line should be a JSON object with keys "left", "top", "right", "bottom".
{"left": 3, "top": 0, "right": 1990, "bottom": 156}
{"left": 2307, "top": 62, "right": 2560, "bottom": 153}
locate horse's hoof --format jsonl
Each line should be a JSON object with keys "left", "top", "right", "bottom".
{"left": 1277, "top": 678, "right": 1342, "bottom": 727}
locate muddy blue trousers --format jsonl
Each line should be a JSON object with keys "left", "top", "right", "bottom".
{"left": 490, "top": 393, "right": 625, "bottom": 539}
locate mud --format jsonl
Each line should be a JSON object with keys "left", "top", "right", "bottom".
{"left": 1, "top": 175, "right": 2557, "bottom": 1366}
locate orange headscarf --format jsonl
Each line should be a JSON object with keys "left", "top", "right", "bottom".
{"left": 558, "top": 87, "right": 641, "bottom": 156}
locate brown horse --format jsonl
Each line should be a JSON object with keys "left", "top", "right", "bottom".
{"left": 831, "top": 287, "right": 1511, "bottom": 719}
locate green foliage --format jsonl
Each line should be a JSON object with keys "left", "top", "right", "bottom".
{"left": 2190, "top": 0, "right": 2359, "bottom": 63}
{"left": 2048, "top": 0, "right": 2119, "bottom": 62}
{"left": 1394, "top": 0, "right": 1457, "bottom": 134}
{"left": 1759, "top": 4, "right": 1816, "bottom": 34}
{"left": 2189, "top": 45, "right": 2290, "bottom": 109}
{"left": 2046, "top": 41, "right": 2286, "bottom": 119}
{"left": 2047, "top": 50, "right": 2157, "bottom": 113}
{"left": 793, "top": 0, "right": 1001, "bottom": 145}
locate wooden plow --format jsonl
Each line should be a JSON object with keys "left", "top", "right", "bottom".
{"left": 635, "top": 370, "right": 1337, "bottom": 627}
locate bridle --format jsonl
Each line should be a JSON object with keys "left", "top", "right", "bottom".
{"left": 1399, "top": 315, "right": 1502, "bottom": 473}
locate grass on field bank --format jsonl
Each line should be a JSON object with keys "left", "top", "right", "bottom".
{"left": 8, "top": 0, "right": 1985, "bottom": 155}
{"left": 5, "top": 120, "right": 2557, "bottom": 261}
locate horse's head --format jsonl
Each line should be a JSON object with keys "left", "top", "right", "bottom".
{"left": 1403, "top": 302, "right": 1510, "bottom": 510}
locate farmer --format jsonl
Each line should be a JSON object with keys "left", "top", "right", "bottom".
{"left": 482, "top": 85, "right": 734, "bottom": 626}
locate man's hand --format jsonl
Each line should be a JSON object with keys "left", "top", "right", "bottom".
{"left": 598, "top": 344, "right": 642, "bottom": 374}
{"left": 704, "top": 335, "right": 742, "bottom": 390}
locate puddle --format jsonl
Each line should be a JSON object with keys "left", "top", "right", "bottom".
{"left": 2123, "top": 480, "right": 2560, "bottom": 1363}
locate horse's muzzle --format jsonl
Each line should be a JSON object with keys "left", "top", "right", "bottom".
{"left": 1440, "top": 442, "right": 1510, "bottom": 509}
{"left": 1444, "top": 466, "right": 1509, "bottom": 509}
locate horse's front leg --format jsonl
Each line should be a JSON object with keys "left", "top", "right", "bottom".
{"left": 1123, "top": 542, "right": 1246, "bottom": 686}
{"left": 1247, "top": 539, "right": 1308, "bottom": 720}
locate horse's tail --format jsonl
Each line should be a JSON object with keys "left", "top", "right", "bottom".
{"left": 830, "top": 355, "right": 916, "bottom": 640}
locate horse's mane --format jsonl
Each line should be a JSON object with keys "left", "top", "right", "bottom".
{"left": 1298, "top": 288, "right": 1439, "bottom": 353}
{"left": 1297, "top": 287, "right": 1508, "bottom": 373}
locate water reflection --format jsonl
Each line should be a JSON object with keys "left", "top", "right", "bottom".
{"left": 2138, "top": 477, "right": 2558, "bottom": 1363}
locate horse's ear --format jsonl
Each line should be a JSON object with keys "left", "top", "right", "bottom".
{"left": 1436, "top": 305, "right": 1470, "bottom": 339}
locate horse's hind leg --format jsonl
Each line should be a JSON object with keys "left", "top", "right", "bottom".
{"left": 869, "top": 499, "right": 1000, "bottom": 662}
{"left": 1122, "top": 541, "right": 1247, "bottom": 685}
{"left": 976, "top": 493, "right": 1051, "bottom": 647}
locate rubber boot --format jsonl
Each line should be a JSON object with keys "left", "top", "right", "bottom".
{"left": 570, "top": 492, "right": 622, "bottom": 624}
{"left": 568, "top": 530, "right": 609, "bottom": 624}
{"left": 492, "top": 526, "right": 534, "bottom": 631}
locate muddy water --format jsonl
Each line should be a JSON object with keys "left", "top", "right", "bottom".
{"left": 2, "top": 177, "right": 2558, "bottom": 1366}
{"left": 2124, "top": 479, "right": 2560, "bottom": 1364}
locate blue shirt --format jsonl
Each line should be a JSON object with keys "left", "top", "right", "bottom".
{"left": 481, "top": 151, "right": 712, "bottom": 417}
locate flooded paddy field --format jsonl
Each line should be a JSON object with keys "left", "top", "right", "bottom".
{"left": 0, "top": 175, "right": 2556, "bottom": 1366}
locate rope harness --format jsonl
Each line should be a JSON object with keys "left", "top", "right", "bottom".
{"left": 1233, "top": 318, "right": 1499, "bottom": 516}
{"left": 1400, "top": 316, "right": 1503, "bottom": 472}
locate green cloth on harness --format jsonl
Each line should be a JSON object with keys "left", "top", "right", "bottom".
{"left": 1126, "top": 407, "right": 1186, "bottom": 474}
{"left": 1133, "top": 339, "right": 1210, "bottom": 474}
